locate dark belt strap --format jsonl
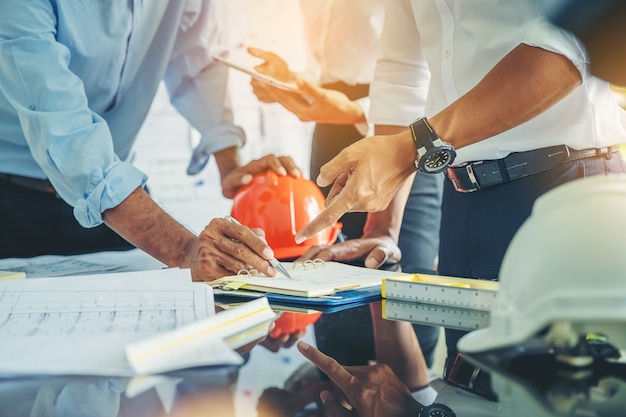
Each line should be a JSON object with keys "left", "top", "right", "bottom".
{"left": 446, "top": 145, "right": 621, "bottom": 193}
{"left": 0, "top": 173, "right": 56, "bottom": 194}
{"left": 321, "top": 82, "right": 369, "bottom": 101}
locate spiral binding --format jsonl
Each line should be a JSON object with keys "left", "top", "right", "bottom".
{"left": 292, "top": 258, "right": 326, "bottom": 270}
{"left": 232, "top": 259, "right": 326, "bottom": 281}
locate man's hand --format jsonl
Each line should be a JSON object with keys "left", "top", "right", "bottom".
{"left": 248, "top": 47, "right": 295, "bottom": 84}
{"left": 297, "top": 235, "right": 401, "bottom": 270}
{"left": 256, "top": 78, "right": 366, "bottom": 125}
{"left": 187, "top": 217, "right": 281, "bottom": 281}
{"left": 295, "top": 132, "right": 417, "bottom": 244}
{"left": 297, "top": 341, "right": 423, "bottom": 417}
{"left": 221, "top": 154, "right": 301, "bottom": 199}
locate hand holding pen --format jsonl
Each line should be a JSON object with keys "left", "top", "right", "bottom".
{"left": 224, "top": 215, "right": 292, "bottom": 279}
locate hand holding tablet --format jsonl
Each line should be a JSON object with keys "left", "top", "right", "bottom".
{"left": 212, "top": 53, "right": 301, "bottom": 93}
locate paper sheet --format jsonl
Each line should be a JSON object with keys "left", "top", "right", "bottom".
{"left": 0, "top": 268, "right": 244, "bottom": 377}
{"left": 126, "top": 298, "right": 276, "bottom": 375}
{"left": 212, "top": 261, "right": 408, "bottom": 297}
{"left": 0, "top": 249, "right": 165, "bottom": 278}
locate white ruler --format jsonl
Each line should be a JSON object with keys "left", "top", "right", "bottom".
{"left": 382, "top": 274, "right": 498, "bottom": 311}
{"left": 382, "top": 299, "right": 491, "bottom": 331}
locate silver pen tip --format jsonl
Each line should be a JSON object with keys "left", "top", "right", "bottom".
{"left": 274, "top": 262, "right": 292, "bottom": 279}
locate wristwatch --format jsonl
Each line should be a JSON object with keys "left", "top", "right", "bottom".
{"left": 417, "top": 402, "right": 457, "bottom": 417}
{"left": 409, "top": 117, "right": 456, "bottom": 174}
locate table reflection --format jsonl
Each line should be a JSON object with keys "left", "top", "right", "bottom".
{"left": 1, "top": 302, "right": 624, "bottom": 417}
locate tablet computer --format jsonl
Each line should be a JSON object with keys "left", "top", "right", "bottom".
{"left": 212, "top": 54, "right": 300, "bottom": 93}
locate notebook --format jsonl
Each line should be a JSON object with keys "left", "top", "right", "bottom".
{"left": 209, "top": 260, "right": 408, "bottom": 298}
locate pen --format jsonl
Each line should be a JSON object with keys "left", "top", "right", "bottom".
{"left": 224, "top": 215, "right": 292, "bottom": 279}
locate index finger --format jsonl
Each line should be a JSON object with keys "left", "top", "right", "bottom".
{"left": 295, "top": 195, "right": 351, "bottom": 244}
{"left": 297, "top": 341, "right": 354, "bottom": 388}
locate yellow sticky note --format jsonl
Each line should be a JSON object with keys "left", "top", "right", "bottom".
{"left": 223, "top": 281, "right": 248, "bottom": 291}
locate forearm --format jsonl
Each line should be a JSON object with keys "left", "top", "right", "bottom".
{"left": 431, "top": 43, "right": 582, "bottom": 149}
{"left": 103, "top": 187, "right": 197, "bottom": 267}
{"left": 370, "top": 302, "right": 430, "bottom": 391}
{"left": 213, "top": 146, "right": 242, "bottom": 182}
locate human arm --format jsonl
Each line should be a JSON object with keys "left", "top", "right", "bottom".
{"left": 369, "top": 302, "right": 430, "bottom": 392}
{"left": 295, "top": 43, "right": 583, "bottom": 243}
{"left": 297, "top": 341, "right": 423, "bottom": 417}
{"left": 103, "top": 187, "right": 282, "bottom": 280}
{"left": 297, "top": 125, "right": 412, "bottom": 269}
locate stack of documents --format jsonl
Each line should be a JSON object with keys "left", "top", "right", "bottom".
{"left": 0, "top": 268, "right": 275, "bottom": 377}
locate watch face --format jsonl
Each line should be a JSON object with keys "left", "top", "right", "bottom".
{"left": 419, "top": 403, "right": 456, "bottom": 417}
{"left": 419, "top": 147, "right": 456, "bottom": 174}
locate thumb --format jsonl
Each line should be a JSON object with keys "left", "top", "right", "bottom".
{"left": 320, "top": 391, "right": 354, "bottom": 417}
{"left": 364, "top": 247, "right": 390, "bottom": 269}
{"left": 295, "top": 78, "right": 319, "bottom": 95}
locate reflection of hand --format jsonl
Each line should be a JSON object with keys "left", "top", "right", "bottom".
{"left": 295, "top": 132, "right": 417, "bottom": 244}
{"left": 257, "top": 381, "right": 333, "bottom": 417}
{"left": 188, "top": 218, "right": 278, "bottom": 280}
{"left": 297, "top": 341, "right": 422, "bottom": 417}
{"left": 260, "top": 328, "right": 306, "bottom": 353}
{"left": 221, "top": 154, "right": 302, "bottom": 199}
{"left": 297, "top": 236, "right": 401, "bottom": 269}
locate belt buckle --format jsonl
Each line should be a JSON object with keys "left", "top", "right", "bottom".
{"left": 448, "top": 164, "right": 481, "bottom": 193}
{"left": 444, "top": 353, "right": 498, "bottom": 402}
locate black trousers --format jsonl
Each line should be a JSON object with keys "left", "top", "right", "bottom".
{"left": 0, "top": 178, "right": 133, "bottom": 259}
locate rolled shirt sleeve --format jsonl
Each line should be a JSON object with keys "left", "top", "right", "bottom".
{"left": 164, "top": 1, "right": 246, "bottom": 157}
{"left": 523, "top": 18, "right": 590, "bottom": 82}
{"left": 0, "top": 0, "right": 147, "bottom": 228}
{"left": 369, "top": 0, "right": 430, "bottom": 127}
{"left": 0, "top": 0, "right": 244, "bottom": 229}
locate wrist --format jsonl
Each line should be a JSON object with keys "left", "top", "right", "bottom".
{"left": 398, "top": 130, "right": 421, "bottom": 173}
{"left": 409, "top": 117, "right": 456, "bottom": 174}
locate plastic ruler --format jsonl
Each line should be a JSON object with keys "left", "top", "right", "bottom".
{"left": 382, "top": 299, "right": 491, "bottom": 331}
{"left": 382, "top": 274, "right": 498, "bottom": 311}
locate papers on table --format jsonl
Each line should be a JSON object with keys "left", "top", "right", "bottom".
{"left": 0, "top": 249, "right": 166, "bottom": 278}
{"left": 0, "top": 268, "right": 274, "bottom": 377}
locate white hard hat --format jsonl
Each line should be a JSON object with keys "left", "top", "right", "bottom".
{"left": 459, "top": 174, "right": 626, "bottom": 355}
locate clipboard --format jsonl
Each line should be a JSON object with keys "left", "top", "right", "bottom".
{"left": 214, "top": 285, "right": 382, "bottom": 307}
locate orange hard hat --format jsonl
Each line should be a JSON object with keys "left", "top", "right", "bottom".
{"left": 270, "top": 311, "right": 323, "bottom": 339}
{"left": 230, "top": 171, "right": 342, "bottom": 260}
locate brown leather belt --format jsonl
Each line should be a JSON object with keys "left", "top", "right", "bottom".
{"left": 446, "top": 145, "right": 621, "bottom": 193}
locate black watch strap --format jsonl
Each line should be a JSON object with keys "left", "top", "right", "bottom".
{"left": 410, "top": 117, "right": 446, "bottom": 168}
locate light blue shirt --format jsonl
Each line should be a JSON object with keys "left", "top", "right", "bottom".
{"left": 0, "top": 0, "right": 244, "bottom": 227}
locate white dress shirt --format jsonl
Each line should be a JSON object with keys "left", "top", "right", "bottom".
{"left": 298, "top": 0, "right": 384, "bottom": 135}
{"left": 369, "top": 0, "right": 626, "bottom": 164}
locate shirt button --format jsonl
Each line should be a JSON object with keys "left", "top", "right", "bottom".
{"left": 444, "top": 49, "right": 451, "bottom": 57}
